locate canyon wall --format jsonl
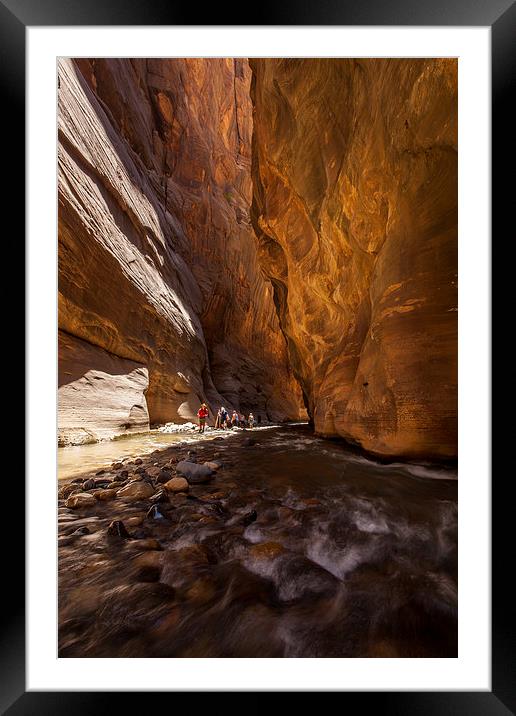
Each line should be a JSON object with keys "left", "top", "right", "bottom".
{"left": 250, "top": 59, "right": 457, "bottom": 459}
{"left": 58, "top": 58, "right": 305, "bottom": 444}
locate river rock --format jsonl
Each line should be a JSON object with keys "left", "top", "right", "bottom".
{"left": 226, "top": 509, "right": 258, "bottom": 527}
{"left": 164, "top": 477, "right": 189, "bottom": 493}
{"left": 93, "top": 477, "right": 112, "bottom": 487}
{"left": 156, "top": 469, "right": 173, "bottom": 484}
{"left": 65, "top": 492, "right": 96, "bottom": 509}
{"left": 146, "top": 505, "right": 167, "bottom": 521}
{"left": 97, "top": 488, "right": 118, "bottom": 501}
{"left": 203, "top": 461, "right": 222, "bottom": 471}
{"left": 149, "top": 490, "right": 169, "bottom": 505}
{"left": 59, "top": 483, "right": 81, "bottom": 500}
{"left": 107, "top": 520, "right": 131, "bottom": 538}
{"left": 176, "top": 461, "right": 213, "bottom": 484}
{"left": 71, "top": 526, "right": 90, "bottom": 536}
{"left": 116, "top": 481, "right": 155, "bottom": 501}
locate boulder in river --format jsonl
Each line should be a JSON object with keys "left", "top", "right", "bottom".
{"left": 164, "top": 477, "right": 189, "bottom": 493}
{"left": 116, "top": 481, "right": 155, "bottom": 501}
{"left": 65, "top": 492, "right": 96, "bottom": 509}
{"left": 176, "top": 460, "right": 214, "bottom": 484}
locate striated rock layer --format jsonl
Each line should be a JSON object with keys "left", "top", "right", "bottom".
{"left": 250, "top": 59, "right": 457, "bottom": 459}
{"left": 58, "top": 58, "right": 305, "bottom": 443}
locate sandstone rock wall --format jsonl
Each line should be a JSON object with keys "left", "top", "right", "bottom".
{"left": 250, "top": 59, "right": 457, "bottom": 459}
{"left": 58, "top": 58, "right": 305, "bottom": 443}
{"left": 58, "top": 331, "right": 149, "bottom": 445}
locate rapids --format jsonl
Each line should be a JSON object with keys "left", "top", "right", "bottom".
{"left": 58, "top": 425, "right": 457, "bottom": 657}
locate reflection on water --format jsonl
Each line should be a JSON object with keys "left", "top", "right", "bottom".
{"left": 58, "top": 424, "right": 301, "bottom": 481}
{"left": 59, "top": 430, "right": 219, "bottom": 480}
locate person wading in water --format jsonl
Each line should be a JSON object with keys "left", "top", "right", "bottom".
{"left": 248, "top": 412, "right": 255, "bottom": 428}
{"left": 197, "top": 403, "right": 209, "bottom": 433}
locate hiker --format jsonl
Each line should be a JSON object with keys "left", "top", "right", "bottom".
{"left": 214, "top": 408, "right": 221, "bottom": 430}
{"left": 219, "top": 406, "right": 229, "bottom": 429}
{"left": 248, "top": 412, "right": 255, "bottom": 429}
{"left": 231, "top": 410, "right": 239, "bottom": 428}
{"left": 197, "top": 402, "right": 209, "bottom": 433}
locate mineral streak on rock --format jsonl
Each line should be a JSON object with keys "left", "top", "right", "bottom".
{"left": 250, "top": 58, "right": 457, "bottom": 459}
{"left": 58, "top": 58, "right": 305, "bottom": 444}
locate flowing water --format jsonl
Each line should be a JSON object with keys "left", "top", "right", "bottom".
{"left": 58, "top": 425, "right": 457, "bottom": 658}
{"left": 58, "top": 428, "right": 234, "bottom": 480}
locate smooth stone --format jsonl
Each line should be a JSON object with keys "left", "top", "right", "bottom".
{"left": 176, "top": 461, "right": 213, "bottom": 484}
{"left": 65, "top": 492, "right": 96, "bottom": 509}
{"left": 71, "top": 526, "right": 90, "bottom": 536}
{"left": 116, "top": 481, "right": 155, "bottom": 501}
{"left": 97, "top": 488, "right": 118, "bottom": 501}
{"left": 164, "top": 477, "right": 189, "bottom": 493}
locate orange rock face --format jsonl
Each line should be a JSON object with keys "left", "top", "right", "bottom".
{"left": 250, "top": 59, "right": 457, "bottom": 459}
{"left": 58, "top": 58, "right": 305, "bottom": 442}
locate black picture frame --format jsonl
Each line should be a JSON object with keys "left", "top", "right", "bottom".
{"left": 6, "top": 0, "right": 509, "bottom": 710}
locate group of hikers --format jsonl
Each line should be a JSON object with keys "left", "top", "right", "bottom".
{"left": 196, "top": 403, "right": 259, "bottom": 433}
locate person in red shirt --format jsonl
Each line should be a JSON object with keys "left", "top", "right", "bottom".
{"left": 197, "top": 403, "right": 209, "bottom": 433}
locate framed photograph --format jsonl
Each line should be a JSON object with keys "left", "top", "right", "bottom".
{"left": 7, "top": 0, "right": 507, "bottom": 708}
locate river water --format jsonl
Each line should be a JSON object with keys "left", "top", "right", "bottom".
{"left": 58, "top": 424, "right": 457, "bottom": 658}
{"left": 58, "top": 427, "right": 236, "bottom": 480}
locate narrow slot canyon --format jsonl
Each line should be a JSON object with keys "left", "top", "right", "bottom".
{"left": 58, "top": 57, "right": 458, "bottom": 658}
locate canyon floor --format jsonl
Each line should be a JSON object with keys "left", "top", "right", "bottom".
{"left": 58, "top": 425, "right": 457, "bottom": 658}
